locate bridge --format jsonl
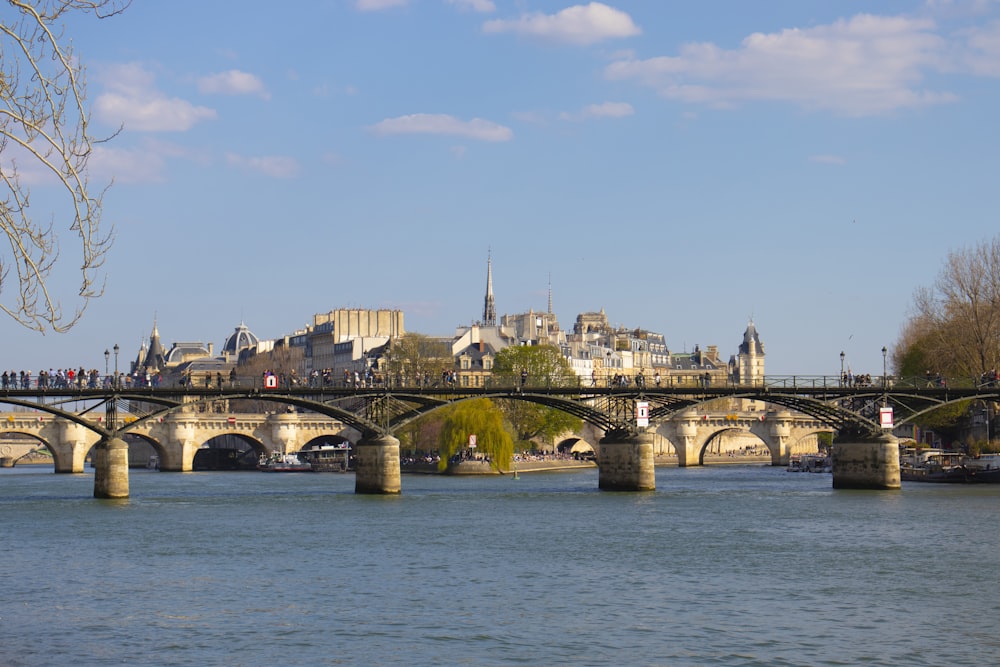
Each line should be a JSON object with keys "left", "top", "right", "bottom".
{"left": 2, "top": 376, "right": 996, "bottom": 496}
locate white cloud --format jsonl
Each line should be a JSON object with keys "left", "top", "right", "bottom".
{"left": 356, "top": 0, "right": 408, "bottom": 11}
{"left": 87, "top": 138, "right": 211, "bottom": 184}
{"left": 483, "top": 2, "right": 640, "bottom": 45}
{"left": 369, "top": 113, "right": 513, "bottom": 142}
{"left": 89, "top": 145, "right": 167, "bottom": 184}
{"left": 447, "top": 0, "right": 495, "bottom": 12}
{"left": 960, "top": 20, "right": 1000, "bottom": 75}
{"left": 225, "top": 153, "right": 301, "bottom": 178}
{"left": 198, "top": 69, "right": 270, "bottom": 99}
{"left": 605, "top": 14, "right": 957, "bottom": 116}
{"left": 95, "top": 63, "right": 217, "bottom": 131}
{"left": 581, "top": 101, "right": 634, "bottom": 118}
{"left": 809, "top": 154, "right": 847, "bottom": 165}
{"left": 559, "top": 101, "right": 635, "bottom": 121}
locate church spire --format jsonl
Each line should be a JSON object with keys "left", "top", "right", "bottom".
{"left": 483, "top": 250, "right": 496, "bottom": 326}
{"left": 547, "top": 273, "right": 553, "bottom": 315}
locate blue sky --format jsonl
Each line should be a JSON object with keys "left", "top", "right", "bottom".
{"left": 5, "top": 0, "right": 1000, "bottom": 377}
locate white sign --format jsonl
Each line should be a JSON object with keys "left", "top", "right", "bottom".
{"left": 879, "top": 407, "right": 894, "bottom": 429}
{"left": 636, "top": 401, "right": 649, "bottom": 428}
{"left": 468, "top": 434, "right": 477, "bottom": 448}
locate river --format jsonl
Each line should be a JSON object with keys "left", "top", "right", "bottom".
{"left": 1, "top": 465, "right": 997, "bottom": 666}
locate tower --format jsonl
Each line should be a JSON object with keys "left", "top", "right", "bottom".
{"left": 738, "top": 319, "right": 765, "bottom": 386}
{"left": 483, "top": 251, "right": 496, "bottom": 326}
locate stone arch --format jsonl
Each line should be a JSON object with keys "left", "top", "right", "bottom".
{"left": 192, "top": 433, "right": 263, "bottom": 471}
{"left": 699, "top": 427, "right": 770, "bottom": 464}
{"left": 0, "top": 431, "right": 53, "bottom": 468}
{"left": 556, "top": 436, "right": 596, "bottom": 459}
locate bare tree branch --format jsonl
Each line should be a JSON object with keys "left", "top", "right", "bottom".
{"left": 1, "top": 0, "right": 128, "bottom": 332}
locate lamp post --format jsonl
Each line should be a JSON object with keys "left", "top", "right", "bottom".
{"left": 840, "top": 351, "right": 845, "bottom": 387}
{"left": 104, "top": 349, "right": 110, "bottom": 378}
{"left": 881, "top": 346, "right": 889, "bottom": 410}
{"left": 113, "top": 343, "right": 120, "bottom": 390}
{"left": 984, "top": 406, "right": 991, "bottom": 448}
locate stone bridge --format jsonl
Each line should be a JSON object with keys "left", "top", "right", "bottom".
{"left": 1, "top": 410, "right": 351, "bottom": 473}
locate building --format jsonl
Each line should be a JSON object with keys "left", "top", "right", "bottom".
{"left": 305, "top": 309, "right": 405, "bottom": 378}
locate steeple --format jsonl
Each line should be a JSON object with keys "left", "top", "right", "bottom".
{"left": 483, "top": 250, "right": 496, "bottom": 326}
{"left": 142, "top": 317, "right": 166, "bottom": 374}
{"left": 547, "top": 273, "right": 553, "bottom": 315}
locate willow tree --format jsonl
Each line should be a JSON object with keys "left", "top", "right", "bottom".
{"left": 895, "top": 235, "right": 1000, "bottom": 381}
{"left": 437, "top": 397, "right": 513, "bottom": 472}
{"left": 1, "top": 1, "right": 127, "bottom": 332}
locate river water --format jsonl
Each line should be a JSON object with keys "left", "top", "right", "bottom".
{"left": 1, "top": 465, "right": 997, "bottom": 667}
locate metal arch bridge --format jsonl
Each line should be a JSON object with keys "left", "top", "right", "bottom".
{"left": 1, "top": 377, "right": 996, "bottom": 439}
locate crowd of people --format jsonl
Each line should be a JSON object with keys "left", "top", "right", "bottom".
{"left": 2, "top": 368, "right": 111, "bottom": 390}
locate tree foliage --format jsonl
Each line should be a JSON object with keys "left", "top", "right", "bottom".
{"left": 437, "top": 397, "right": 513, "bottom": 472}
{"left": 491, "top": 344, "right": 583, "bottom": 448}
{"left": 382, "top": 333, "right": 452, "bottom": 386}
{"left": 894, "top": 236, "right": 1000, "bottom": 382}
{"left": 499, "top": 399, "right": 582, "bottom": 449}
{"left": 492, "top": 344, "right": 577, "bottom": 387}
{"left": 1, "top": 0, "right": 128, "bottom": 332}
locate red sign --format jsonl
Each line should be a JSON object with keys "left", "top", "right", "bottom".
{"left": 227, "top": 417, "right": 236, "bottom": 425}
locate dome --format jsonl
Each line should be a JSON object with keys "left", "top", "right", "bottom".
{"left": 223, "top": 322, "right": 259, "bottom": 355}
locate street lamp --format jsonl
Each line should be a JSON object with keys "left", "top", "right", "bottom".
{"left": 840, "top": 351, "right": 845, "bottom": 387}
{"left": 882, "top": 346, "right": 888, "bottom": 389}
{"left": 113, "top": 343, "right": 119, "bottom": 389}
{"left": 984, "top": 405, "right": 991, "bottom": 448}
{"left": 104, "top": 349, "right": 110, "bottom": 377}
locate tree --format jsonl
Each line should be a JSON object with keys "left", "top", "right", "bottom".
{"left": 382, "top": 333, "right": 452, "bottom": 387}
{"left": 492, "top": 344, "right": 583, "bottom": 449}
{"left": 1, "top": 1, "right": 128, "bottom": 332}
{"left": 894, "top": 236, "right": 1000, "bottom": 382}
{"left": 437, "top": 397, "right": 513, "bottom": 472}
{"left": 492, "top": 344, "right": 578, "bottom": 387}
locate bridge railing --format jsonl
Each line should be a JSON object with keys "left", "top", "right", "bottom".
{"left": 4, "top": 371, "right": 999, "bottom": 394}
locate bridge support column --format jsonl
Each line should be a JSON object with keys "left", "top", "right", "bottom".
{"left": 598, "top": 431, "right": 655, "bottom": 492}
{"left": 93, "top": 437, "right": 130, "bottom": 499}
{"left": 832, "top": 433, "right": 900, "bottom": 490}
{"left": 355, "top": 434, "right": 401, "bottom": 495}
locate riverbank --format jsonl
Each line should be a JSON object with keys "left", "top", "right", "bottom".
{"left": 403, "top": 454, "right": 776, "bottom": 476}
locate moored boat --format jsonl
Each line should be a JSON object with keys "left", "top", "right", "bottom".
{"left": 786, "top": 453, "right": 831, "bottom": 473}
{"left": 257, "top": 452, "right": 313, "bottom": 472}
{"left": 296, "top": 442, "right": 352, "bottom": 472}
{"left": 899, "top": 448, "right": 1000, "bottom": 483}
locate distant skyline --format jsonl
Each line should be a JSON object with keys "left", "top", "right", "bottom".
{"left": 4, "top": 1, "right": 1000, "bottom": 377}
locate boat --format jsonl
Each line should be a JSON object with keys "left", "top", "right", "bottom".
{"left": 959, "top": 453, "right": 1000, "bottom": 483}
{"left": 899, "top": 448, "right": 1000, "bottom": 483}
{"left": 296, "top": 442, "right": 351, "bottom": 472}
{"left": 257, "top": 452, "right": 313, "bottom": 472}
{"left": 786, "top": 454, "right": 831, "bottom": 473}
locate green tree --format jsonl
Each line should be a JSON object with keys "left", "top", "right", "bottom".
{"left": 499, "top": 400, "right": 582, "bottom": 451}
{"left": 1, "top": 1, "right": 128, "bottom": 332}
{"left": 383, "top": 333, "right": 452, "bottom": 387}
{"left": 491, "top": 344, "right": 584, "bottom": 449}
{"left": 437, "top": 398, "right": 513, "bottom": 472}
{"left": 492, "top": 344, "right": 578, "bottom": 387}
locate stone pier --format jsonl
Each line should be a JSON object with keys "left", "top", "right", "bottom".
{"left": 598, "top": 431, "right": 655, "bottom": 492}
{"left": 93, "top": 437, "right": 130, "bottom": 499}
{"left": 354, "top": 434, "right": 401, "bottom": 494}
{"left": 831, "top": 432, "right": 900, "bottom": 490}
